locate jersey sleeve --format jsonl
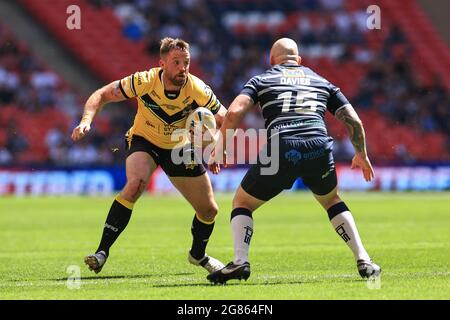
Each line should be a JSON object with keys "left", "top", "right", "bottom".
{"left": 326, "top": 84, "right": 351, "bottom": 115}
{"left": 240, "top": 76, "right": 259, "bottom": 103}
{"left": 119, "top": 71, "right": 151, "bottom": 98}
{"left": 193, "top": 79, "right": 223, "bottom": 115}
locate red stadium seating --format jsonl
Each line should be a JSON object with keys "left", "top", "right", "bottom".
{"left": 20, "top": 0, "right": 154, "bottom": 81}
{"left": 20, "top": 0, "right": 204, "bottom": 80}
{"left": 379, "top": 0, "right": 450, "bottom": 88}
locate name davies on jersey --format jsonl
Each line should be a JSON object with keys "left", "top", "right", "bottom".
{"left": 280, "top": 77, "right": 311, "bottom": 85}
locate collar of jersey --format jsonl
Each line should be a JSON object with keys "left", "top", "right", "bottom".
{"left": 280, "top": 63, "right": 301, "bottom": 67}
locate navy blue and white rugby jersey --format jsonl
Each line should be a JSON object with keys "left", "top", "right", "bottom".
{"left": 241, "top": 63, "right": 350, "bottom": 140}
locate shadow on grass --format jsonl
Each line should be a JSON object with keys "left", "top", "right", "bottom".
{"left": 10, "top": 274, "right": 365, "bottom": 287}
{"left": 9, "top": 272, "right": 195, "bottom": 282}
{"left": 152, "top": 277, "right": 365, "bottom": 288}
{"left": 76, "top": 272, "right": 195, "bottom": 281}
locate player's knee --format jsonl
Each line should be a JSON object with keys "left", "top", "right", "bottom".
{"left": 232, "top": 193, "right": 242, "bottom": 208}
{"left": 324, "top": 194, "right": 342, "bottom": 210}
{"left": 198, "top": 203, "right": 218, "bottom": 222}
{"left": 315, "top": 187, "right": 341, "bottom": 210}
{"left": 207, "top": 203, "right": 219, "bottom": 220}
{"left": 122, "top": 178, "right": 147, "bottom": 202}
{"left": 232, "top": 195, "right": 252, "bottom": 211}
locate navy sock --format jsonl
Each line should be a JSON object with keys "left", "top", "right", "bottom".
{"left": 327, "top": 202, "right": 349, "bottom": 220}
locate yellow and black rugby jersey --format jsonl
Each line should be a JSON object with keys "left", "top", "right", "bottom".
{"left": 119, "top": 67, "right": 222, "bottom": 149}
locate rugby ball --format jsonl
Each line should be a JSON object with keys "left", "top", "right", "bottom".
{"left": 186, "top": 107, "right": 216, "bottom": 147}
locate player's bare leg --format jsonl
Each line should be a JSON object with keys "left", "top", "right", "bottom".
{"left": 85, "top": 152, "right": 157, "bottom": 273}
{"left": 208, "top": 186, "right": 265, "bottom": 284}
{"left": 313, "top": 187, "right": 381, "bottom": 278}
{"left": 169, "top": 173, "right": 224, "bottom": 273}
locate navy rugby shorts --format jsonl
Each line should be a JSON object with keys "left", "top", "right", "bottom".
{"left": 241, "top": 136, "right": 337, "bottom": 201}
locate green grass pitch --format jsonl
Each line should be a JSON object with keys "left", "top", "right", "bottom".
{"left": 0, "top": 192, "right": 449, "bottom": 300}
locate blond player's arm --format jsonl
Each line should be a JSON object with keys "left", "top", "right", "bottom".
{"left": 71, "top": 81, "right": 127, "bottom": 141}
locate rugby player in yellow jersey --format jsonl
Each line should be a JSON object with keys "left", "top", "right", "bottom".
{"left": 71, "top": 38, "right": 227, "bottom": 274}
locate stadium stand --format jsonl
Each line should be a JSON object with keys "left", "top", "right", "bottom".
{"left": 5, "top": 0, "right": 450, "bottom": 164}
{"left": 0, "top": 22, "right": 128, "bottom": 166}
{"left": 0, "top": 22, "right": 73, "bottom": 165}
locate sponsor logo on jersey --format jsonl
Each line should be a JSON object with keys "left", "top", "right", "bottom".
{"left": 145, "top": 120, "right": 156, "bottom": 128}
{"left": 162, "top": 123, "right": 182, "bottom": 136}
{"left": 142, "top": 100, "right": 160, "bottom": 110}
{"left": 203, "top": 84, "right": 212, "bottom": 94}
{"left": 182, "top": 96, "right": 191, "bottom": 105}
{"left": 162, "top": 104, "right": 181, "bottom": 111}
{"left": 282, "top": 69, "right": 305, "bottom": 78}
{"left": 150, "top": 90, "right": 161, "bottom": 100}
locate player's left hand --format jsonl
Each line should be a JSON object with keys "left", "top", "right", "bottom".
{"left": 351, "top": 152, "right": 375, "bottom": 182}
{"left": 208, "top": 149, "right": 227, "bottom": 175}
{"left": 208, "top": 162, "right": 221, "bottom": 175}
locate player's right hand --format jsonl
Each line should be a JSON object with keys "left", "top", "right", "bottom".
{"left": 71, "top": 123, "right": 91, "bottom": 141}
{"left": 351, "top": 153, "right": 375, "bottom": 182}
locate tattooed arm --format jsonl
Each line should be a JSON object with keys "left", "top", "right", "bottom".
{"left": 335, "top": 105, "right": 367, "bottom": 154}
{"left": 72, "top": 81, "right": 127, "bottom": 141}
{"left": 335, "top": 105, "right": 375, "bottom": 181}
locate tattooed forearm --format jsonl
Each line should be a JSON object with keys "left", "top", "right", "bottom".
{"left": 335, "top": 105, "right": 367, "bottom": 154}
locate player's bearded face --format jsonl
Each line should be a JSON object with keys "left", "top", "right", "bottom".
{"left": 163, "top": 49, "right": 190, "bottom": 87}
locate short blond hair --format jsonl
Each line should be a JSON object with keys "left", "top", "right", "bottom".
{"left": 160, "top": 37, "right": 189, "bottom": 57}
